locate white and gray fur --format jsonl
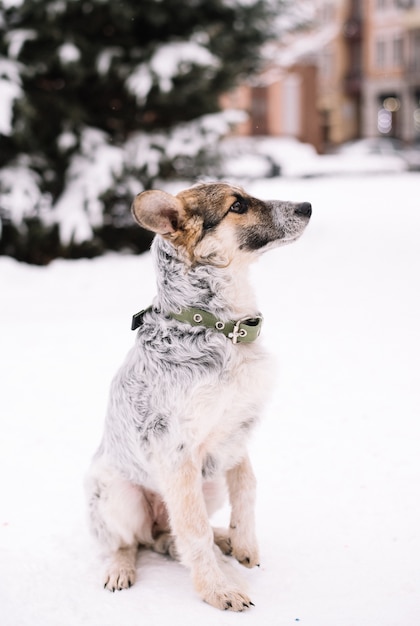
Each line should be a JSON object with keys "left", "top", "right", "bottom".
{"left": 86, "top": 182, "right": 311, "bottom": 611}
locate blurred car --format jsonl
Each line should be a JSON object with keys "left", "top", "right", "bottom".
{"left": 219, "top": 135, "right": 417, "bottom": 180}
{"left": 220, "top": 136, "right": 319, "bottom": 179}
{"left": 337, "top": 137, "right": 420, "bottom": 171}
{"left": 403, "top": 147, "right": 420, "bottom": 171}
{"left": 219, "top": 137, "right": 279, "bottom": 179}
{"left": 253, "top": 136, "right": 319, "bottom": 177}
{"left": 337, "top": 137, "right": 404, "bottom": 156}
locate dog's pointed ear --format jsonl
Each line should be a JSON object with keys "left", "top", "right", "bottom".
{"left": 131, "top": 190, "right": 183, "bottom": 236}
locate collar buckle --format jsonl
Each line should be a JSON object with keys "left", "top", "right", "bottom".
{"left": 228, "top": 315, "right": 263, "bottom": 344}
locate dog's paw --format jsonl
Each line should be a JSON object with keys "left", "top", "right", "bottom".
{"left": 202, "top": 585, "right": 254, "bottom": 612}
{"left": 213, "top": 527, "right": 232, "bottom": 556}
{"left": 230, "top": 537, "right": 260, "bottom": 568}
{"left": 214, "top": 526, "right": 260, "bottom": 567}
{"left": 153, "top": 532, "right": 179, "bottom": 560}
{"left": 103, "top": 566, "right": 136, "bottom": 592}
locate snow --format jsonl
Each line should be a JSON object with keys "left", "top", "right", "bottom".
{"left": 150, "top": 42, "right": 219, "bottom": 93}
{"left": 219, "top": 136, "right": 410, "bottom": 179}
{"left": 127, "top": 41, "right": 219, "bottom": 103}
{"left": 163, "top": 110, "right": 245, "bottom": 160}
{"left": 0, "top": 58, "right": 22, "bottom": 136}
{"left": 0, "top": 77, "right": 21, "bottom": 136}
{"left": 54, "top": 128, "right": 125, "bottom": 244}
{"left": 96, "top": 47, "right": 123, "bottom": 75}
{"left": 0, "top": 0, "right": 24, "bottom": 7}
{"left": 223, "top": 0, "right": 262, "bottom": 6}
{"left": 0, "top": 164, "right": 51, "bottom": 223}
{"left": 57, "top": 130, "right": 78, "bottom": 152}
{"left": 5, "top": 29, "right": 36, "bottom": 59}
{"left": 1, "top": 172, "right": 420, "bottom": 625}
{"left": 270, "top": 24, "right": 339, "bottom": 68}
{"left": 58, "top": 42, "right": 81, "bottom": 64}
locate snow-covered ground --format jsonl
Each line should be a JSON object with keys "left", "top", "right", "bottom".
{"left": 1, "top": 172, "right": 419, "bottom": 626}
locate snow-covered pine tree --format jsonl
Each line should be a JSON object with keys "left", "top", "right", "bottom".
{"left": 0, "top": 0, "right": 285, "bottom": 263}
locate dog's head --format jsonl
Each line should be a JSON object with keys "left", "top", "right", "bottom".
{"left": 131, "top": 182, "right": 311, "bottom": 266}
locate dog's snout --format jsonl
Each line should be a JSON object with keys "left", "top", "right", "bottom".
{"left": 294, "top": 202, "right": 312, "bottom": 218}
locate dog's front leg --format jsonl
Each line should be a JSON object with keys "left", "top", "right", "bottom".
{"left": 159, "top": 457, "right": 252, "bottom": 611}
{"left": 226, "top": 453, "right": 260, "bottom": 568}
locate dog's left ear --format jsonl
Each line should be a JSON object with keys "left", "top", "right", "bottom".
{"left": 131, "top": 190, "right": 183, "bottom": 236}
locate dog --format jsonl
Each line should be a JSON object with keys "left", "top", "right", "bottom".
{"left": 86, "top": 182, "right": 311, "bottom": 611}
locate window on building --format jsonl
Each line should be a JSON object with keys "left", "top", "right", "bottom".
{"left": 282, "top": 75, "right": 301, "bottom": 136}
{"left": 393, "top": 36, "right": 403, "bottom": 66}
{"left": 375, "top": 39, "right": 386, "bottom": 68}
{"left": 394, "top": 0, "right": 413, "bottom": 7}
{"left": 413, "top": 32, "right": 420, "bottom": 71}
{"left": 250, "top": 87, "right": 269, "bottom": 136}
{"left": 414, "top": 92, "right": 420, "bottom": 135}
{"left": 349, "top": 45, "right": 362, "bottom": 74}
{"left": 320, "top": 50, "right": 334, "bottom": 80}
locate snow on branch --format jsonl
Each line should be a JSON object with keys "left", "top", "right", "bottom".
{"left": 5, "top": 29, "right": 36, "bottom": 59}
{"left": 0, "top": 59, "right": 22, "bottom": 136}
{"left": 54, "top": 128, "right": 124, "bottom": 244}
{"left": 58, "top": 42, "right": 81, "bottom": 64}
{"left": 127, "top": 41, "right": 220, "bottom": 103}
{"left": 0, "top": 163, "right": 52, "bottom": 225}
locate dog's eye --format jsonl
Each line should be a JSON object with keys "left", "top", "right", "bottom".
{"left": 229, "top": 199, "right": 247, "bottom": 214}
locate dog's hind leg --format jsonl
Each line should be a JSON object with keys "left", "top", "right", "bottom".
{"left": 86, "top": 458, "right": 155, "bottom": 591}
{"left": 226, "top": 454, "right": 260, "bottom": 568}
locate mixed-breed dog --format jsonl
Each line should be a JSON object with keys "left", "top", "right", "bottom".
{"left": 85, "top": 182, "right": 311, "bottom": 611}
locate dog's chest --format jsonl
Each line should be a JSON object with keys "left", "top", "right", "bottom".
{"left": 106, "top": 327, "right": 274, "bottom": 486}
{"left": 177, "top": 343, "right": 273, "bottom": 470}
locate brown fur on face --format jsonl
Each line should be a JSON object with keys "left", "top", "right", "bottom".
{"left": 131, "top": 182, "right": 310, "bottom": 266}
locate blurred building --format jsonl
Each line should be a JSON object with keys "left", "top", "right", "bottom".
{"left": 223, "top": 0, "right": 420, "bottom": 150}
{"left": 221, "top": 63, "right": 322, "bottom": 151}
{"left": 363, "top": 0, "right": 420, "bottom": 142}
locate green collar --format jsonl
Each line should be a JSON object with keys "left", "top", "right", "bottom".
{"left": 132, "top": 306, "right": 263, "bottom": 344}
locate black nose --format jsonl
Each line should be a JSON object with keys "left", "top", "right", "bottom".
{"left": 295, "top": 202, "right": 312, "bottom": 218}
